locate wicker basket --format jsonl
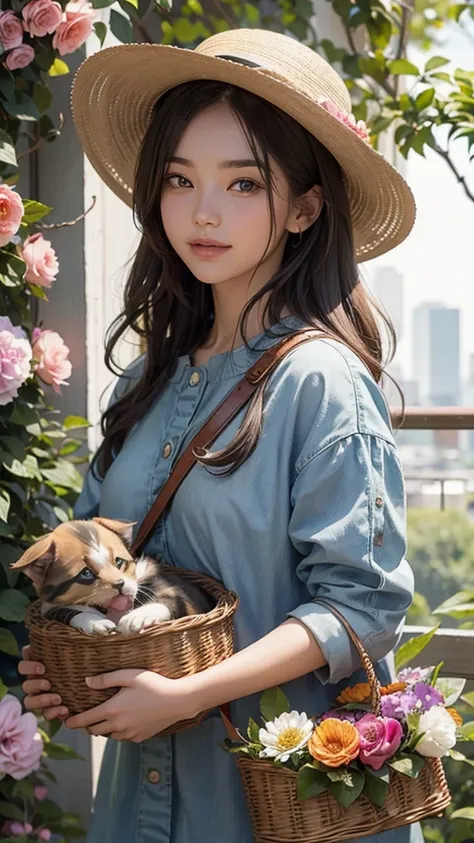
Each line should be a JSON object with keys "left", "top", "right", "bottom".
{"left": 237, "top": 756, "right": 450, "bottom": 843}
{"left": 25, "top": 565, "right": 238, "bottom": 735}
{"left": 232, "top": 598, "right": 451, "bottom": 842}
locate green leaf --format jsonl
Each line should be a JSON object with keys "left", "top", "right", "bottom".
{"left": 0, "top": 67, "right": 15, "bottom": 101}
{"left": 110, "top": 9, "right": 133, "bottom": 43}
{"left": 462, "top": 692, "right": 474, "bottom": 709}
{"left": 124, "top": 0, "right": 138, "bottom": 7}
{"left": 0, "top": 678, "right": 8, "bottom": 700}
{"left": 0, "top": 488, "right": 10, "bottom": 522}
{"left": 389, "top": 59, "right": 420, "bottom": 76}
{"left": 449, "top": 749, "right": 474, "bottom": 768}
{"left": 64, "top": 415, "right": 90, "bottom": 430}
{"left": 296, "top": 765, "right": 328, "bottom": 800}
{"left": 48, "top": 58, "right": 70, "bottom": 77}
{"left": 22, "top": 199, "right": 53, "bottom": 224}
{"left": 363, "top": 765, "right": 390, "bottom": 806}
{"left": 3, "top": 452, "right": 41, "bottom": 480}
{"left": 94, "top": 21, "right": 107, "bottom": 46}
{"left": 394, "top": 624, "right": 440, "bottom": 672}
{"left": 425, "top": 56, "right": 450, "bottom": 72}
{"left": 451, "top": 808, "right": 474, "bottom": 821}
{"left": 328, "top": 768, "right": 365, "bottom": 808}
{"left": 260, "top": 687, "right": 289, "bottom": 722}
{"left": 43, "top": 742, "right": 83, "bottom": 761}
{"left": 415, "top": 87, "right": 435, "bottom": 111}
{"left": 430, "top": 661, "right": 443, "bottom": 687}
{"left": 435, "top": 677, "right": 466, "bottom": 706}
{"left": 0, "top": 589, "right": 30, "bottom": 622}
{"left": 0, "top": 800, "right": 25, "bottom": 820}
{"left": 3, "top": 92, "right": 39, "bottom": 121}
{"left": 41, "top": 460, "right": 83, "bottom": 494}
{"left": 388, "top": 754, "right": 425, "bottom": 779}
{"left": 247, "top": 717, "right": 260, "bottom": 743}
{"left": 9, "top": 403, "right": 39, "bottom": 427}
{"left": 244, "top": 2, "right": 259, "bottom": 22}
{"left": 458, "top": 721, "right": 474, "bottom": 741}
{"left": 0, "top": 627, "right": 20, "bottom": 656}
{"left": 33, "top": 83, "right": 53, "bottom": 114}
{"left": 0, "top": 130, "right": 17, "bottom": 168}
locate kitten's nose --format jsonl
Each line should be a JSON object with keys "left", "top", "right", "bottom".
{"left": 115, "top": 579, "right": 125, "bottom": 593}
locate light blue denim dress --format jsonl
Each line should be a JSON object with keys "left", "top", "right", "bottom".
{"left": 74, "top": 319, "right": 423, "bottom": 843}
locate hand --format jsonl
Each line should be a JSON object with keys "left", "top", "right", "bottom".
{"left": 65, "top": 669, "right": 198, "bottom": 742}
{"left": 18, "top": 646, "right": 69, "bottom": 721}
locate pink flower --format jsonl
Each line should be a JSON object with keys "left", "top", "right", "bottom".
{"left": 2, "top": 821, "right": 27, "bottom": 836}
{"left": 22, "top": 233, "right": 59, "bottom": 288}
{"left": 0, "top": 10, "right": 23, "bottom": 50}
{"left": 22, "top": 0, "right": 63, "bottom": 37}
{"left": 32, "top": 327, "right": 72, "bottom": 393}
{"left": 0, "top": 185, "right": 24, "bottom": 248}
{"left": 0, "top": 316, "right": 32, "bottom": 406}
{"left": 34, "top": 785, "right": 48, "bottom": 801}
{"left": 355, "top": 713, "right": 403, "bottom": 770}
{"left": 0, "top": 694, "right": 43, "bottom": 780}
{"left": 5, "top": 44, "right": 35, "bottom": 71}
{"left": 38, "top": 829, "right": 52, "bottom": 841}
{"left": 52, "top": 1, "right": 96, "bottom": 56}
{"left": 318, "top": 97, "right": 371, "bottom": 144}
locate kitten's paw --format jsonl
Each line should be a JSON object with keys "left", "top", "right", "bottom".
{"left": 117, "top": 603, "right": 172, "bottom": 635}
{"left": 70, "top": 613, "right": 116, "bottom": 635}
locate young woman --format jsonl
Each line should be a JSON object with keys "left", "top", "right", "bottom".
{"left": 19, "top": 28, "right": 421, "bottom": 843}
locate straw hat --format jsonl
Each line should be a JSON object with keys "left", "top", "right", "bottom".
{"left": 71, "top": 28, "right": 416, "bottom": 261}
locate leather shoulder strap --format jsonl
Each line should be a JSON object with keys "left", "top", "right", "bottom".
{"left": 130, "top": 328, "right": 321, "bottom": 556}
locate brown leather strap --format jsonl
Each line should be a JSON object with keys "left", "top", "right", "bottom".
{"left": 130, "top": 328, "right": 321, "bottom": 556}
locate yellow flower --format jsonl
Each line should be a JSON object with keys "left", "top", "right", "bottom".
{"left": 308, "top": 718, "right": 360, "bottom": 767}
{"left": 336, "top": 683, "right": 371, "bottom": 705}
{"left": 447, "top": 708, "right": 463, "bottom": 727}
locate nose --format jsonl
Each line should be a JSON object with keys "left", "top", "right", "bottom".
{"left": 115, "top": 579, "right": 125, "bottom": 593}
{"left": 193, "top": 194, "right": 221, "bottom": 228}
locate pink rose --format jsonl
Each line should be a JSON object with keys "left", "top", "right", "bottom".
{"left": 0, "top": 316, "right": 32, "bottom": 406}
{"left": 5, "top": 44, "right": 35, "bottom": 71}
{"left": 355, "top": 713, "right": 403, "bottom": 770}
{"left": 52, "top": 1, "right": 95, "bottom": 56}
{"left": 0, "top": 10, "right": 23, "bottom": 50}
{"left": 38, "top": 829, "right": 52, "bottom": 841}
{"left": 0, "top": 185, "right": 24, "bottom": 248}
{"left": 0, "top": 694, "right": 43, "bottom": 780}
{"left": 32, "top": 327, "right": 72, "bottom": 393}
{"left": 34, "top": 785, "right": 48, "bottom": 801}
{"left": 22, "top": 0, "right": 63, "bottom": 37}
{"left": 2, "top": 821, "right": 27, "bottom": 837}
{"left": 22, "top": 233, "right": 59, "bottom": 288}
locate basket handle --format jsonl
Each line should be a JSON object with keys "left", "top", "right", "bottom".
{"left": 312, "top": 599, "right": 381, "bottom": 715}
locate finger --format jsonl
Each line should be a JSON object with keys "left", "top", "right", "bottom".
{"left": 23, "top": 693, "right": 62, "bottom": 712}
{"left": 18, "top": 659, "right": 45, "bottom": 677}
{"left": 44, "top": 706, "right": 69, "bottom": 721}
{"left": 85, "top": 669, "right": 136, "bottom": 691}
{"left": 22, "top": 678, "right": 52, "bottom": 695}
{"left": 21, "top": 645, "right": 31, "bottom": 659}
{"left": 86, "top": 721, "right": 117, "bottom": 737}
{"left": 66, "top": 700, "right": 114, "bottom": 730}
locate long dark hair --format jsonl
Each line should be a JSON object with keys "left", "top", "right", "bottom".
{"left": 93, "top": 80, "right": 397, "bottom": 479}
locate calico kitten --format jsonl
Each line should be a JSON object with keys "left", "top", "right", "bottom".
{"left": 12, "top": 517, "right": 213, "bottom": 635}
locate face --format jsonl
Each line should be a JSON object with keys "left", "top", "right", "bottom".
{"left": 160, "top": 101, "right": 310, "bottom": 295}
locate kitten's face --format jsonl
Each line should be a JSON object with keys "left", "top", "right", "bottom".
{"left": 12, "top": 517, "right": 142, "bottom": 612}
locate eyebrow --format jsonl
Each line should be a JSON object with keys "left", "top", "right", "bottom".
{"left": 169, "top": 156, "right": 262, "bottom": 169}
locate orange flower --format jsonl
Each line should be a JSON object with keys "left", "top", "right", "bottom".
{"left": 336, "top": 683, "right": 371, "bottom": 705}
{"left": 381, "top": 682, "right": 407, "bottom": 696}
{"left": 447, "top": 708, "right": 463, "bottom": 727}
{"left": 308, "top": 718, "right": 360, "bottom": 767}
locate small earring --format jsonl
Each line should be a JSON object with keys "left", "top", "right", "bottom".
{"left": 292, "top": 229, "right": 302, "bottom": 249}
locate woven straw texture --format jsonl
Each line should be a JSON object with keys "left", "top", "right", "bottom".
{"left": 25, "top": 565, "right": 238, "bottom": 735}
{"left": 237, "top": 756, "right": 451, "bottom": 843}
{"left": 71, "top": 29, "right": 416, "bottom": 263}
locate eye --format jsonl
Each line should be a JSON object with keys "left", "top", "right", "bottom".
{"left": 115, "top": 557, "right": 128, "bottom": 570}
{"left": 77, "top": 567, "right": 96, "bottom": 584}
{"left": 230, "top": 179, "right": 259, "bottom": 194}
{"left": 165, "top": 174, "right": 193, "bottom": 189}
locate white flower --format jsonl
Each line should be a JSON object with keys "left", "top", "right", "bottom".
{"left": 258, "top": 711, "right": 314, "bottom": 763}
{"left": 416, "top": 706, "right": 457, "bottom": 758}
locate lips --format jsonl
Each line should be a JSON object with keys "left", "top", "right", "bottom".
{"left": 188, "top": 238, "right": 231, "bottom": 259}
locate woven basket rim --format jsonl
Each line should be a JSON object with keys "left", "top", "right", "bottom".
{"left": 25, "top": 564, "right": 239, "bottom": 642}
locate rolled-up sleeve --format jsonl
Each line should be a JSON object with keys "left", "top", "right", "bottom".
{"left": 287, "top": 432, "right": 414, "bottom": 685}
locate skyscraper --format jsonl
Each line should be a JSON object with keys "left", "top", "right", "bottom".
{"left": 372, "top": 267, "right": 404, "bottom": 341}
{"left": 412, "top": 303, "right": 460, "bottom": 406}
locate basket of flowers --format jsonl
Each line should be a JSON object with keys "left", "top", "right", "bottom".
{"left": 224, "top": 609, "right": 467, "bottom": 843}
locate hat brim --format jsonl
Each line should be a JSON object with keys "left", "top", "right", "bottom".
{"left": 71, "top": 43, "right": 415, "bottom": 262}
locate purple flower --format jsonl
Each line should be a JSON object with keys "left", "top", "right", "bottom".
{"left": 381, "top": 690, "right": 417, "bottom": 720}
{"left": 413, "top": 683, "right": 444, "bottom": 711}
{"left": 397, "top": 667, "right": 432, "bottom": 685}
{"left": 319, "top": 709, "right": 366, "bottom": 724}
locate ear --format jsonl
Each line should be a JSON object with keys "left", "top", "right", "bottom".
{"left": 92, "top": 517, "right": 136, "bottom": 547}
{"left": 287, "top": 185, "right": 323, "bottom": 235}
{"left": 11, "top": 535, "right": 56, "bottom": 586}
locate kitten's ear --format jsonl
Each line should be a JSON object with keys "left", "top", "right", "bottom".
{"left": 92, "top": 517, "right": 136, "bottom": 547}
{"left": 11, "top": 535, "right": 56, "bottom": 585}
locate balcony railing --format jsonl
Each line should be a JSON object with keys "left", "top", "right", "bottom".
{"left": 391, "top": 407, "right": 474, "bottom": 429}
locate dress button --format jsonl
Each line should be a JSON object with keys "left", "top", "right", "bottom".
{"left": 162, "top": 442, "right": 172, "bottom": 459}
{"left": 375, "top": 496, "right": 383, "bottom": 508}
{"left": 189, "top": 371, "right": 201, "bottom": 387}
{"left": 147, "top": 769, "right": 160, "bottom": 784}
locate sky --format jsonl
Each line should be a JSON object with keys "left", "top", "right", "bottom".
{"left": 363, "top": 22, "right": 474, "bottom": 383}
